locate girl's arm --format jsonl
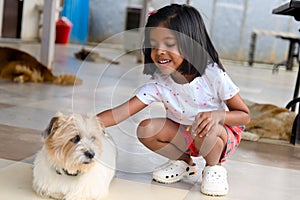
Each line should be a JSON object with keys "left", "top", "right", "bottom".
{"left": 224, "top": 93, "right": 250, "bottom": 126}
{"left": 97, "top": 96, "right": 147, "bottom": 127}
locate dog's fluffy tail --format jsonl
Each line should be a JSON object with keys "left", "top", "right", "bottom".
{"left": 52, "top": 74, "right": 82, "bottom": 85}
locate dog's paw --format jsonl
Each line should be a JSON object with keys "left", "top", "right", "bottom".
{"left": 13, "top": 75, "right": 24, "bottom": 83}
{"left": 241, "top": 131, "right": 260, "bottom": 141}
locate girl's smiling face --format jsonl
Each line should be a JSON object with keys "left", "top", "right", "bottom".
{"left": 149, "top": 26, "right": 184, "bottom": 75}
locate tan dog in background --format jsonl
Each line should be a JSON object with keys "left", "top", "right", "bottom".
{"left": 0, "top": 46, "right": 82, "bottom": 85}
{"left": 243, "top": 101, "right": 296, "bottom": 141}
{"left": 33, "top": 112, "right": 116, "bottom": 200}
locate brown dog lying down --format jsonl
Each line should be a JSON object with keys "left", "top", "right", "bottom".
{"left": 0, "top": 46, "right": 82, "bottom": 85}
{"left": 74, "top": 48, "right": 119, "bottom": 64}
{"left": 243, "top": 101, "right": 296, "bottom": 141}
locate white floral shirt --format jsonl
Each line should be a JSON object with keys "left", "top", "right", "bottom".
{"left": 136, "top": 63, "right": 239, "bottom": 125}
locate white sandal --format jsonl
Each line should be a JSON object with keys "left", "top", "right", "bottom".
{"left": 152, "top": 160, "right": 198, "bottom": 184}
{"left": 200, "top": 165, "right": 229, "bottom": 196}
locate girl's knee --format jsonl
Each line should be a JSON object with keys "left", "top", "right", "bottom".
{"left": 215, "top": 136, "right": 225, "bottom": 151}
{"left": 194, "top": 126, "right": 227, "bottom": 157}
{"left": 137, "top": 118, "right": 152, "bottom": 130}
{"left": 137, "top": 118, "right": 167, "bottom": 136}
{"left": 139, "top": 119, "right": 151, "bottom": 126}
{"left": 211, "top": 127, "right": 227, "bottom": 152}
{"left": 219, "top": 127, "right": 228, "bottom": 147}
{"left": 137, "top": 119, "right": 157, "bottom": 143}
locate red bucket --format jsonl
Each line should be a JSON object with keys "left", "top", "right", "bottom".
{"left": 55, "top": 17, "right": 72, "bottom": 44}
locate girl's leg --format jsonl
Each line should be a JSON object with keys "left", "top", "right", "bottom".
{"left": 137, "top": 118, "right": 194, "bottom": 165}
{"left": 197, "top": 125, "right": 229, "bottom": 196}
{"left": 194, "top": 124, "right": 228, "bottom": 166}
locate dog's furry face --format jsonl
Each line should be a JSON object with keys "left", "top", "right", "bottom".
{"left": 43, "top": 112, "right": 104, "bottom": 174}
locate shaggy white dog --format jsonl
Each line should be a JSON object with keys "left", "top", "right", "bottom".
{"left": 32, "top": 112, "right": 116, "bottom": 200}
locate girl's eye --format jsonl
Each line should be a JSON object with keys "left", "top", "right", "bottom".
{"left": 149, "top": 42, "right": 176, "bottom": 50}
{"left": 166, "top": 43, "right": 176, "bottom": 48}
{"left": 91, "top": 136, "right": 96, "bottom": 142}
{"left": 70, "top": 135, "right": 81, "bottom": 144}
{"left": 150, "top": 45, "right": 157, "bottom": 49}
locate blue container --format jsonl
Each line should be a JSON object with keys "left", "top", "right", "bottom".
{"left": 61, "top": 0, "right": 89, "bottom": 44}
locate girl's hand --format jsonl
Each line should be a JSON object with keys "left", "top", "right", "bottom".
{"left": 191, "top": 110, "right": 225, "bottom": 137}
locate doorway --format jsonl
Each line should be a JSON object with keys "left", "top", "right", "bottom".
{"left": 1, "top": 0, "right": 23, "bottom": 38}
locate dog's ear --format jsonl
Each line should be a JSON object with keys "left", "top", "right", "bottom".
{"left": 42, "top": 116, "right": 59, "bottom": 139}
{"left": 55, "top": 111, "right": 64, "bottom": 118}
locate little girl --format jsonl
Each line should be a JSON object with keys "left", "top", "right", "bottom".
{"left": 97, "top": 4, "right": 250, "bottom": 196}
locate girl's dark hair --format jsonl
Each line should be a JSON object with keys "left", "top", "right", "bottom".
{"left": 143, "top": 4, "right": 225, "bottom": 76}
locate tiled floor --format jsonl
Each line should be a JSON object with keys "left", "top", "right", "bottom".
{"left": 0, "top": 42, "right": 300, "bottom": 200}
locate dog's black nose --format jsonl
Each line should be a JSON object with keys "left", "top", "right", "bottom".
{"left": 84, "top": 151, "right": 95, "bottom": 159}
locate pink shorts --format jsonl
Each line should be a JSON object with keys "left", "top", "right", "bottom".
{"left": 179, "top": 124, "right": 244, "bottom": 163}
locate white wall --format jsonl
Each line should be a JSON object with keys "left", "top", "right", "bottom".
{"left": 0, "top": 0, "right": 43, "bottom": 39}
{"left": 21, "top": 0, "right": 61, "bottom": 40}
{"left": 2, "top": 0, "right": 299, "bottom": 63}
{"left": 21, "top": 0, "right": 41, "bottom": 39}
{"left": 89, "top": 0, "right": 300, "bottom": 63}
{"left": 0, "top": 0, "right": 3, "bottom": 37}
